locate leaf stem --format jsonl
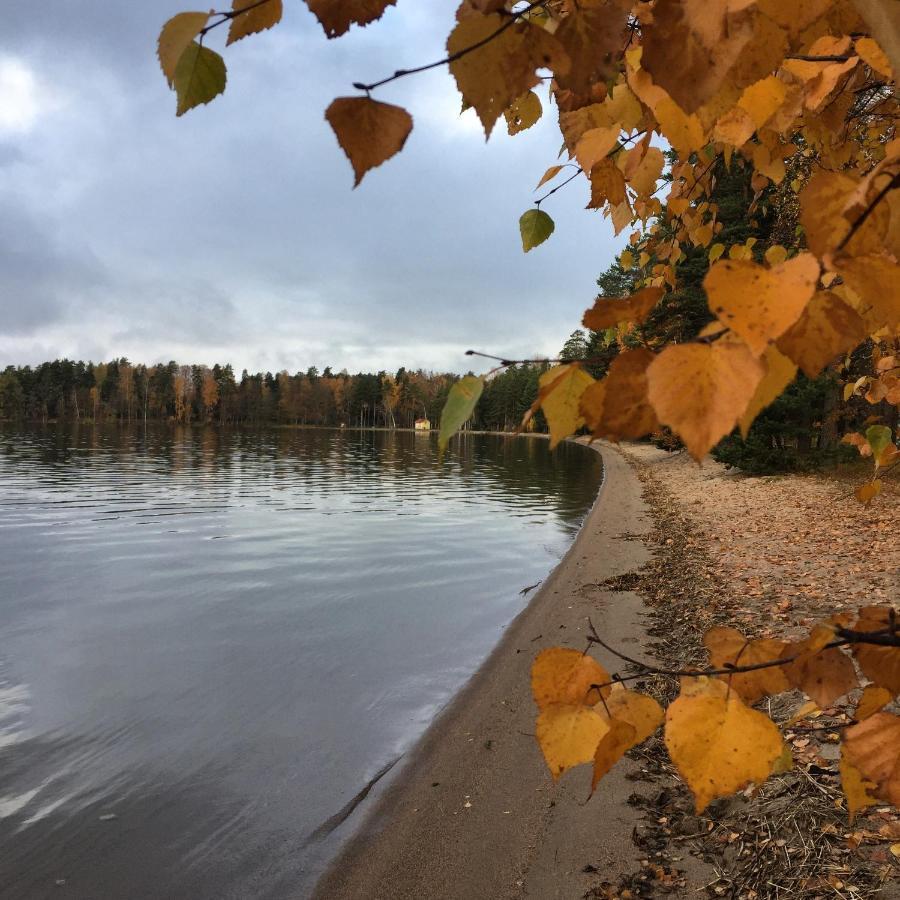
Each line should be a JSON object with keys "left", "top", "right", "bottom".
{"left": 201, "top": 0, "right": 276, "bottom": 37}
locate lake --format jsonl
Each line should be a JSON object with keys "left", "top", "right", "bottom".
{"left": 0, "top": 425, "right": 602, "bottom": 898}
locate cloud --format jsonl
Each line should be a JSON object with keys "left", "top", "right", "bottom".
{"left": 0, "top": 4, "right": 623, "bottom": 375}
{"left": 0, "top": 57, "right": 43, "bottom": 135}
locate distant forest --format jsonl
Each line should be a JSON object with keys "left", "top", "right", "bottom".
{"left": 0, "top": 356, "right": 564, "bottom": 432}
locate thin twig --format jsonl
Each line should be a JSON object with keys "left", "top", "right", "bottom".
{"left": 536, "top": 169, "right": 583, "bottom": 207}
{"left": 200, "top": 0, "right": 276, "bottom": 37}
{"left": 353, "top": 1, "right": 548, "bottom": 93}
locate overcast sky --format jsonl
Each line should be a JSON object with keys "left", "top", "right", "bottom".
{"left": 0, "top": 2, "right": 623, "bottom": 376}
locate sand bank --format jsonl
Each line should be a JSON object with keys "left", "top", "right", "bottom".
{"left": 314, "top": 442, "right": 661, "bottom": 899}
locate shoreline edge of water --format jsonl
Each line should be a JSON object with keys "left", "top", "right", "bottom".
{"left": 313, "top": 440, "right": 657, "bottom": 900}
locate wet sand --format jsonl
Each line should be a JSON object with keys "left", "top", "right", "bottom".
{"left": 314, "top": 442, "right": 662, "bottom": 899}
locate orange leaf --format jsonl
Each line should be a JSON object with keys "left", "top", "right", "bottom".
{"left": 588, "top": 158, "right": 627, "bottom": 208}
{"left": 831, "top": 255, "right": 900, "bottom": 332}
{"left": 447, "top": 13, "right": 569, "bottom": 138}
{"left": 703, "top": 625, "right": 790, "bottom": 704}
{"left": 776, "top": 291, "right": 869, "bottom": 378}
{"left": 843, "top": 712, "right": 900, "bottom": 807}
{"left": 853, "top": 607, "right": 900, "bottom": 695}
{"left": 554, "top": 0, "right": 629, "bottom": 99}
{"left": 531, "top": 647, "right": 611, "bottom": 710}
{"left": 592, "top": 348, "right": 659, "bottom": 440}
{"left": 325, "top": 97, "right": 412, "bottom": 187}
{"left": 226, "top": 0, "right": 283, "bottom": 45}
{"left": 575, "top": 126, "right": 621, "bottom": 175}
{"left": 582, "top": 287, "right": 664, "bottom": 331}
{"left": 780, "top": 624, "right": 859, "bottom": 707}
{"left": 640, "top": 0, "right": 786, "bottom": 114}
{"left": 855, "top": 480, "right": 883, "bottom": 506}
{"left": 306, "top": 0, "right": 396, "bottom": 38}
{"left": 579, "top": 379, "right": 607, "bottom": 435}
{"left": 704, "top": 254, "right": 820, "bottom": 357}
{"left": 646, "top": 340, "right": 765, "bottom": 461}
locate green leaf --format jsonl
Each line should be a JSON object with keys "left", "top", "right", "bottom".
{"left": 866, "top": 425, "right": 893, "bottom": 460}
{"left": 439, "top": 375, "right": 484, "bottom": 454}
{"left": 520, "top": 209, "right": 555, "bottom": 253}
{"left": 174, "top": 42, "right": 227, "bottom": 117}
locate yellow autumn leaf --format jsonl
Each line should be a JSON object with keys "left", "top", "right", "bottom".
{"left": 537, "top": 703, "right": 609, "bottom": 780}
{"left": 535, "top": 165, "right": 564, "bottom": 190}
{"left": 855, "top": 479, "right": 883, "bottom": 506}
{"left": 641, "top": 0, "right": 786, "bottom": 114}
{"left": 738, "top": 75, "right": 787, "bottom": 129}
{"left": 856, "top": 685, "right": 893, "bottom": 721}
{"left": 704, "top": 253, "right": 820, "bottom": 356}
{"left": 447, "top": 13, "right": 568, "bottom": 138}
{"left": 537, "top": 365, "right": 595, "bottom": 450}
{"left": 840, "top": 751, "right": 879, "bottom": 823}
{"left": 553, "top": 0, "right": 629, "bottom": 99}
{"left": 739, "top": 346, "right": 798, "bottom": 437}
{"left": 664, "top": 677, "right": 784, "bottom": 813}
{"left": 158, "top": 11, "right": 210, "bottom": 87}
{"left": 764, "top": 245, "right": 788, "bottom": 266}
{"left": 602, "top": 688, "right": 664, "bottom": 746}
{"left": 504, "top": 90, "right": 542, "bottom": 135}
{"left": 591, "top": 719, "right": 637, "bottom": 793}
{"left": 578, "top": 379, "right": 607, "bottom": 434}
{"left": 588, "top": 159, "right": 627, "bottom": 209}
{"left": 227, "top": 0, "right": 283, "bottom": 45}
{"left": 325, "top": 97, "right": 413, "bottom": 187}
{"left": 575, "top": 125, "right": 621, "bottom": 175}
{"left": 621, "top": 145, "right": 665, "bottom": 199}
{"left": 692, "top": 223, "right": 714, "bottom": 247}
{"left": 708, "top": 243, "right": 725, "bottom": 263}
{"left": 831, "top": 255, "right": 900, "bottom": 332}
{"left": 646, "top": 340, "right": 766, "bottom": 461}
{"left": 852, "top": 0, "right": 900, "bottom": 84}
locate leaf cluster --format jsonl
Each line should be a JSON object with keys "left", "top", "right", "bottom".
{"left": 534, "top": 608, "right": 900, "bottom": 820}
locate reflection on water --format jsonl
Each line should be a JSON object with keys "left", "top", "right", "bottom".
{"left": 0, "top": 425, "right": 602, "bottom": 899}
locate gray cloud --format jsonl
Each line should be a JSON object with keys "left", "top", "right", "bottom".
{"left": 0, "top": 1, "right": 622, "bottom": 374}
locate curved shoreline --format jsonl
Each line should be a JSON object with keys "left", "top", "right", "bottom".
{"left": 313, "top": 441, "right": 656, "bottom": 900}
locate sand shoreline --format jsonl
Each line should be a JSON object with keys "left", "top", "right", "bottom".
{"left": 313, "top": 441, "right": 658, "bottom": 900}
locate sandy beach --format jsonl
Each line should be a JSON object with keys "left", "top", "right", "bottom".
{"left": 313, "top": 442, "right": 693, "bottom": 899}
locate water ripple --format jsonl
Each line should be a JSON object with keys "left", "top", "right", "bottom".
{"left": 0, "top": 425, "right": 601, "bottom": 899}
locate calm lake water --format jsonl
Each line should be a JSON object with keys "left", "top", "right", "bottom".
{"left": 0, "top": 425, "right": 602, "bottom": 899}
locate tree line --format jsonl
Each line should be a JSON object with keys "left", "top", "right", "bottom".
{"left": 0, "top": 356, "right": 557, "bottom": 434}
